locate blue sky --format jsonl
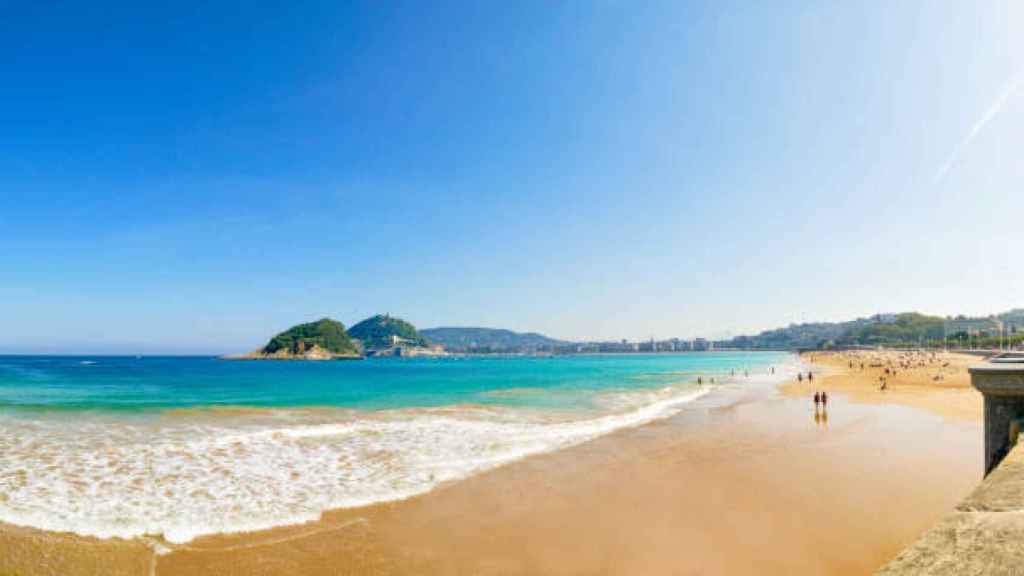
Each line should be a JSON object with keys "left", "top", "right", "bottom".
{"left": 1, "top": 1, "right": 1022, "bottom": 353}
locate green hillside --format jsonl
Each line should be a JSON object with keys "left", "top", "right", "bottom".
{"left": 420, "top": 327, "right": 565, "bottom": 352}
{"left": 262, "top": 318, "right": 359, "bottom": 355}
{"left": 348, "top": 314, "right": 429, "bottom": 350}
{"left": 836, "top": 312, "right": 945, "bottom": 346}
{"left": 725, "top": 311, "right": 952, "bottom": 349}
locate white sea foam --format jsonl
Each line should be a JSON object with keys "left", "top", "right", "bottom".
{"left": 0, "top": 385, "right": 711, "bottom": 544}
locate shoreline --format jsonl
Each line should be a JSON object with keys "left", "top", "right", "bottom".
{"left": 1, "top": 357, "right": 795, "bottom": 547}
{"left": 1, "top": 352, "right": 984, "bottom": 575}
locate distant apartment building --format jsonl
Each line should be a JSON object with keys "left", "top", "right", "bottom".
{"left": 1002, "top": 317, "right": 1022, "bottom": 335}
{"left": 945, "top": 316, "right": 1004, "bottom": 337}
{"left": 594, "top": 340, "right": 636, "bottom": 353}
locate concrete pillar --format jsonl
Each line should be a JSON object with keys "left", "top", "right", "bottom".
{"left": 970, "top": 361, "right": 1024, "bottom": 475}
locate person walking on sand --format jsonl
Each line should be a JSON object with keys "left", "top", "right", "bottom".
{"left": 821, "top": 391, "right": 828, "bottom": 408}
{"left": 798, "top": 372, "right": 803, "bottom": 383}
{"left": 813, "top": 391, "right": 820, "bottom": 409}
{"left": 808, "top": 370, "right": 813, "bottom": 382}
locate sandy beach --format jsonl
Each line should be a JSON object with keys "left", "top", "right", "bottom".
{"left": 780, "top": 349, "right": 983, "bottom": 421}
{"left": 1, "top": 351, "right": 986, "bottom": 575}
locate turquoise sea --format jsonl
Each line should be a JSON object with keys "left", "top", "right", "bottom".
{"left": 0, "top": 352, "right": 790, "bottom": 411}
{"left": 0, "top": 352, "right": 795, "bottom": 543}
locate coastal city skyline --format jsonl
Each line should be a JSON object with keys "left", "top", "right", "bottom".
{"left": 2, "top": 305, "right": 1020, "bottom": 356}
{"left": 2, "top": 1, "right": 1022, "bottom": 354}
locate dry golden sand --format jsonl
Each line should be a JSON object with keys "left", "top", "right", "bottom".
{"left": 1, "top": 352, "right": 986, "bottom": 575}
{"left": 781, "top": 350, "right": 983, "bottom": 421}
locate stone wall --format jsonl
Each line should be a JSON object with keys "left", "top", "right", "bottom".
{"left": 877, "top": 442, "right": 1024, "bottom": 574}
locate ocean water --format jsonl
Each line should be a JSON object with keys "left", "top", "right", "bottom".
{"left": 0, "top": 352, "right": 795, "bottom": 543}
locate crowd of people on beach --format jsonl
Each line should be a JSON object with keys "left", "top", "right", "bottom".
{"left": 798, "top": 349, "right": 972, "bottom": 428}
{"left": 828, "top": 349, "right": 957, "bottom": 391}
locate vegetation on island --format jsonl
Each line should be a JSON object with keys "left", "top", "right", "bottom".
{"left": 348, "top": 314, "right": 429, "bottom": 350}
{"left": 262, "top": 318, "right": 359, "bottom": 356}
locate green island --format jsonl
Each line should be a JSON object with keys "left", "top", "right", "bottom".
{"left": 226, "top": 314, "right": 443, "bottom": 360}
{"left": 227, "top": 318, "right": 361, "bottom": 360}
{"left": 348, "top": 314, "right": 432, "bottom": 351}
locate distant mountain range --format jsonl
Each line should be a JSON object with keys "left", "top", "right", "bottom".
{"left": 420, "top": 327, "right": 567, "bottom": 352}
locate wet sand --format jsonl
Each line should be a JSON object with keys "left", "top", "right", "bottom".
{"left": 1, "top": 354, "right": 984, "bottom": 575}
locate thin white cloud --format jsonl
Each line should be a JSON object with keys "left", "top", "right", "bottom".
{"left": 933, "top": 74, "right": 1023, "bottom": 184}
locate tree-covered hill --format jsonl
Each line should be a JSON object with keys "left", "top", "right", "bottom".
{"left": 262, "top": 318, "right": 359, "bottom": 356}
{"left": 724, "top": 312, "right": 948, "bottom": 349}
{"left": 726, "top": 321, "right": 861, "bottom": 350}
{"left": 836, "top": 312, "right": 945, "bottom": 346}
{"left": 348, "top": 314, "right": 429, "bottom": 350}
{"left": 420, "top": 327, "right": 566, "bottom": 352}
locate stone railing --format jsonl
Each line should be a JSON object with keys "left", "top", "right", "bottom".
{"left": 972, "top": 357, "right": 1024, "bottom": 475}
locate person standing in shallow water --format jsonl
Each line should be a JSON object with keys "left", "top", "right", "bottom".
{"left": 813, "top": 391, "right": 820, "bottom": 409}
{"left": 820, "top": 391, "right": 828, "bottom": 408}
